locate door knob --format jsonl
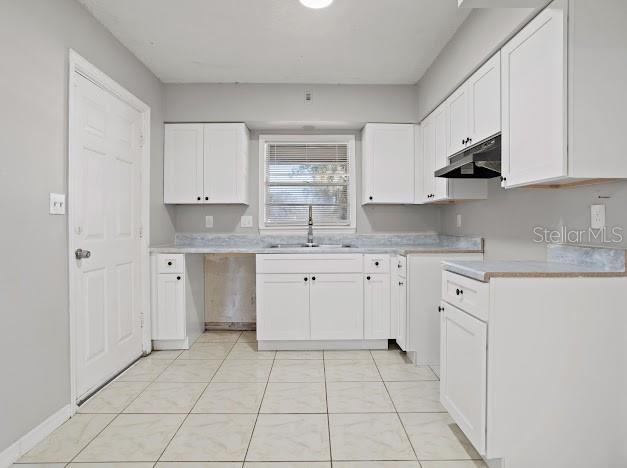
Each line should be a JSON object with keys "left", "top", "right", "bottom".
{"left": 75, "top": 248, "right": 91, "bottom": 260}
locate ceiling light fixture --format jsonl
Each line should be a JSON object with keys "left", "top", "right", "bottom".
{"left": 299, "top": 0, "right": 334, "bottom": 9}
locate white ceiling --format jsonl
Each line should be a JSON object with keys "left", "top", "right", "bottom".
{"left": 78, "top": 0, "right": 471, "bottom": 85}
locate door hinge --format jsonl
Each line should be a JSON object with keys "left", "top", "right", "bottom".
{"left": 139, "top": 134, "right": 145, "bottom": 149}
{"left": 139, "top": 225, "right": 144, "bottom": 239}
{"left": 140, "top": 312, "right": 145, "bottom": 328}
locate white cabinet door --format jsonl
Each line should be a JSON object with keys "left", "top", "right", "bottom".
{"left": 164, "top": 124, "right": 204, "bottom": 204}
{"left": 432, "top": 106, "right": 449, "bottom": 201}
{"left": 203, "top": 123, "right": 249, "bottom": 204}
{"left": 468, "top": 52, "right": 501, "bottom": 144}
{"left": 310, "top": 274, "right": 364, "bottom": 340}
{"left": 421, "top": 114, "right": 436, "bottom": 202}
{"left": 256, "top": 274, "right": 310, "bottom": 341}
{"left": 396, "top": 278, "right": 408, "bottom": 350}
{"left": 153, "top": 274, "right": 186, "bottom": 340}
{"left": 362, "top": 124, "right": 414, "bottom": 204}
{"left": 501, "top": 1, "right": 566, "bottom": 188}
{"left": 440, "top": 302, "right": 487, "bottom": 455}
{"left": 446, "top": 85, "right": 470, "bottom": 156}
{"left": 364, "top": 273, "right": 391, "bottom": 340}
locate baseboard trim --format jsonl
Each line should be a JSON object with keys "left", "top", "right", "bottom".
{"left": 0, "top": 404, "right": 73, "bottom": 468}
{"left": 152, "top": 338, "right": 190, "bottom": 350}
{"left": 258, "top": 339, "right": 389, "bottom": 351}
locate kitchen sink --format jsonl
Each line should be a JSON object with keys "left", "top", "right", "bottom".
{"left": 269, "top": 243, "right": 354, "bottom": 249}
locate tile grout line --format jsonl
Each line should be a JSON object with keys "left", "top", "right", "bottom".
{"left": 241, "top": 340, "right": 276, "bottom": 464}
{"left": 371, "top": 347, "right": 422, "bottom": 466}
{"left": 323, "top": 350, "right": 333, "bottom": 464}
{"left": 155, "top": 332, "right": 241, "bottom": 463}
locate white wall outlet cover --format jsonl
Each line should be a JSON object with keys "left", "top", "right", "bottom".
{"left": 590, "top": 204, "right": 605, "bottom": 229}
{"left": 49, "top": 193, "right": 66, "bottom": 215}
{"left": 241, "top": 215, "right": 253, "bottom": 228}
{"left": 205, "top": 215, "right": 214, "bottom": 228}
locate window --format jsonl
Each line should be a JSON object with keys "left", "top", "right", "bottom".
{"left": 259, "top": 135, "right": 356, "bottom": 231}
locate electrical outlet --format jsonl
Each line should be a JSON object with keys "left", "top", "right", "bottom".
{"left": 49, "top": 193, "right": 66, "bottom": 215}
{"left": 591, "top": 204, "right": 605, "bottom": 229}
{"left": 241, "top": 215, "right": 253, "bottom": 228}
{"left": 205, "top": 216, "right": 214, "bottom": 228}
{"left": 456, "top": 214, "right": 462, "bottom": 228}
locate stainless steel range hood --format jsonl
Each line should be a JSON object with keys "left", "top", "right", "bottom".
{"left": 434, "top": 135, "right": 501, "bottom": 179}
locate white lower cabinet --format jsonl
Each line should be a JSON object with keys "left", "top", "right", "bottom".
{"left": 256, "top": 274, "right": 310, "bottom": 341}
{"left": 364, "top": 273, "right": 391, "bottom": 340}
{"left": 256, "top": 254, "right": 390, "bottom": 345}
{"left": 310, "top": 274, "right": 364, "bottom": 340}
{"left": 151, "top": 254, "right": 205, "bottom": 349}
{"left": 154, "top": 273, "right": 185, "bottom": 340}
{"left": 391, "top": 255, "right": 408, "bottom": 350}
{"left": 440, "top": 301, "right": 487, "bottom": 455}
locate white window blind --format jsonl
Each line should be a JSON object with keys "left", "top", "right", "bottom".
{"left": 264, "top": 142, "right": 351, "bottom": 227}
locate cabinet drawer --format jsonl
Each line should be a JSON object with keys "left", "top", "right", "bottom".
{"left": 256, "top": 254, "right": 363, "bottom": 274}
{"left": 157, "top": 254, "right": 185, "bottom": 274}
{"left": 364, "top": 254, "right": 390, "bottom": 273}
{"left": 441, "top": 271, "right": 489, "bottom": 321}
{"left": 393, "top": 255, "right": 407, "bottom": 278}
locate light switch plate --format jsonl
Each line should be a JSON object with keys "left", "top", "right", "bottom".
{"left": 591, "top": 204, "right": 605, "bottom": 229}
{"left": 205, "top": 216, "right": 214, "bottom": 228}
{"left": 49, "top": 193, "right": 66, "bottom": 215}
{"left": 241, "top": 215, "right": 253, "bottom": 228}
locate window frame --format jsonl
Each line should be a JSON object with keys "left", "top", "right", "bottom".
{"left": 258, "top": 134, "right": 357, "bottom": 232}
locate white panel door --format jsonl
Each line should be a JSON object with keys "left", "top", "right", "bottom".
{"left": 440, "top": 302, "right": 487, "bottom": 455}
{"left": 501, "top": 1, "right": 566, "bottom": 188}
{"left": 164, "top": 124, "right": 204, "bottom": 203}
{"left": 72, "top": 74, "right": 143, "bottom": 399}
{"left": 153, "top": 274, "right": 185, "bottom": 340}
{"left": 203, "top": 123, "right": 247, "bottom": 203}
{"left": 468, "top": 52, "right": 501, "bottom": 144}
{"left": 446, "top": 85, "right": 470, "bottom": 156}
{"left": 363, "top": 124, "right": 414, "bottom": 204}
{"left": 256, "top": 274, "right": 310, "bottom": 340}
{"left": 364, "top": 274, "right": 391, "bottom": 340}
{"left": 310, "top": 274, "right": 363, "bottom": 340}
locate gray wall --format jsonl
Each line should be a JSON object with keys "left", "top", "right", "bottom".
{"left": 417, "top": 6, "right": 627, "bottom": 260}
{"left": 0, "top": 0, "right": 173, "bottom": 452}
{"left": 415, "top": 7, "right": 536, "bottom": 120}
{"left": 165, "top": 84, "right": 442, "bottom": 234}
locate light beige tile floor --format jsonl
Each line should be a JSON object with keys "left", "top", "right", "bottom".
{"left": 15, "top": 332, "right": 486, "bottom": 467}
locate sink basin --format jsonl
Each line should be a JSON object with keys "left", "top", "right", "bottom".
{"left": 269, "top": 243, "right": 354, "bottom": 249}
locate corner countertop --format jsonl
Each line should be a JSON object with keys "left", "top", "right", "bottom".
{"left": 443, "top": 244, "right": 627, "bottom": 282}
{"left": 149, "top": 233, "right": 484, "bottom": 256}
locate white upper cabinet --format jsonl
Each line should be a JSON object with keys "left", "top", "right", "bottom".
{"left": 203, "top": 124, "right": 249, "bottom": 203}
{"left": 446, "top": 85, "right": 470, "bottom": 156}
{"left": 420, "top": 105, "right": 486, "bottom": 204}
{"left": 362, "top": 123, "right": 415, "bottom": 204}
{"left": 501, "top": 3, "right": 566, "bottom": 188}
{"left": 500, "top": 0, "right": 627, "bottom": 188}
{"left": 164, "top": 123, "right": 249, "bottom": 204}
{"left": 467, "top": 52, "right": 501, "bottom": 145}
{"left": 164, "top": 124, "right": 204, "bottom": 204}
{"left": 446, "top": 53, "right": 501, "bottom": 157}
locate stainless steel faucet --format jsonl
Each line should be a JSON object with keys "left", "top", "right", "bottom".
{"left": 306, "top": 204, "right": 315, "bottom": 246}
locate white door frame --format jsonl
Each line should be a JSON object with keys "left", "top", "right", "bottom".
{"left": 67, "top": 49, "right": 151, "bottom": 411}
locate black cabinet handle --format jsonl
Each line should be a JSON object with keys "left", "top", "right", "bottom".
{"left": 374, "top": 261, "right": 379, "bottom": 266}
{"left": 205, "top": 196, "right": 209, "bottom": 201}
{"left": 304, "top": 277, "right": 308, "bottom": 282}
{"left": 438, "top": 306, "right": 444, "bottom": 312}
{"left": 366, "top": 276, "right": 371, "bottom": 280}
{"left": 177, "top": 276, "right": 181, "bottom": 280}
{"left": 456, "top": 288, "right": 461, "bottom": 296}
{"left": 167, "top": 261, "right": 172, "bottom": 266}
{"left": 399, "top": 281, "right": 404, "bottom": 286}
{"left": 312, "top": 276, "right": 316, "bottom": 281}
{"left": 369, "top": 196, "right": 373, "bottom": 200}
